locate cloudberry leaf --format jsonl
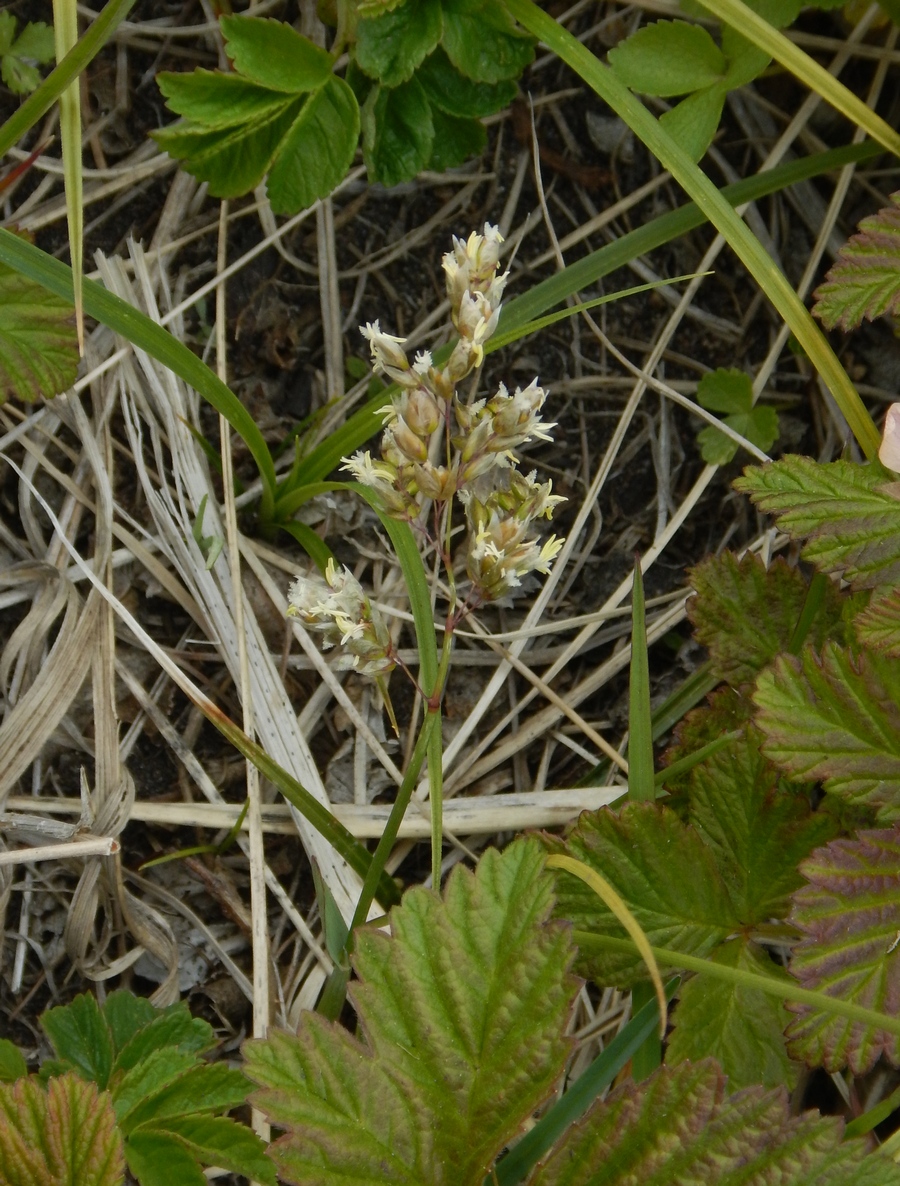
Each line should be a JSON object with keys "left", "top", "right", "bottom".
{"left": 661, "top": 686, "right": 751, "bottom": 800}
{"left": 355, "top": 0, "right": 443, "bottom": 87}
{"left": 0, "top": 256, "right": 78, "bottom": 403}
{"left": 688, "top": 726, "right": 836, "bottom": 921}
{"left": 0, "top": 1073, "right": 124, "bottom": 1186}
{"left": 854, "top": 586, "right": 900, "bottom": 658}
{"left": 530, "top": 1058, "right": 900, "bottom": 1185}
{"left": 666, "top": 939, "right": 798, "bottom": 1091}
{"left": 244, "top": 838, "right": 577, "bottom": 1186}
{"left": 608, "top": 20, "right": 726, "bottom": 96}
{"left": 544, "top": 802, "right": 738, "bottom": 987}
{"left": 813, "top": 192, "right": 900, "bottom": 331}
{"left": 688, "top": 551, "right": 843, "bottom": 689}
{"left": 441, "top": 0, "right": 534, "bottom": 83}
{"left": 735, "top": 456, "right": 900, "bottom": 588}
{"left": 787, "top": 827, "right": 900, "bottom": 1073}
{"left": 754, "top": 643, "right": 900, "bottom": 820}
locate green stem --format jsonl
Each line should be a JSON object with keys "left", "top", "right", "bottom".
{"left": 573, "top": 931, "right": 900, "bottom": 1038}
{"left": 0, "top": 0, "right": 136, "bottom": 159}
{"left": 503, "top": 0, "right": 881, "bottom": 460}
{"left": 427, "top": 624, "right": 455, "bottom": 888}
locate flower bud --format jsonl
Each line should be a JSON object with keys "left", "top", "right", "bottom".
{"left": 384, "top": 418, "right": 429, "bottom": 464}
{"left": 412, "top": 462, "right": 456, "bottom": 501}
{"left": 361, "top": 321, "right": 415, "bottom": 386}
{"left": 397, "top": 386, "right": 443, "bottom": 437}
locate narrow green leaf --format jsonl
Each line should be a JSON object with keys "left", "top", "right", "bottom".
{"left": 0, "top": 254, "right": 78, "bottom": 403}
{"left": 666, "top": 938, "right": 798, "bottom": 1090}
{"left": 545, "top": 803, "right": 738, "bottom": 987}
{"left": 0, "top": 228, "right": 278, "bottom": 522}
{"left": 787, "top": 825, "right": 900, "bottom": 1073}
{"left": 687, "top": 726, "right": 837, "bottom": 921}
{"left": 220, "top": 14, "right": 333, "bottom": 92}
{"left": 0, "top": 1040, "right": 27, "bottom": 1083}
{"left": 52, "top": 0, "right": 83, "bottom": 351}
{"left": 687, "top": 551, "right": 844, "bottom": 689}
{"left": 156, "top": 69, "right": 295, "bottom": 128}
{"left": 530, "top": 1058, "right": 898, "bottom": 1185}
{"left": 628, "top": 560, "right": 655, "bottom": 802}
{"left": 754, "top": 643, "right": 900, "bottom": 820}
{"left": 441, "top": 0, "right": 534, "bottom": 82}
{"left": 418, "top": 46, "right": 516, "bottom": 117}
{"left": 246, "top": 838, "right": 578, "bottom": 1186}
{"left": 152, "top": 97, "right": 302, "bottom": 198}
{"left": 608, "top": 20, "right": 726, "bottom": 95}
{"left": 266, "top": 76, "right": 360, "bottom": 214}
{"left": 356, "top": 0, "right": 443, "bottom": 86}
{"left": 41, "top": 993, "right": 114, "bottom": 1090}
{"left": 735, "top": 456, "right": 900, "bottom": 588}
{"left": 658, "top": 84, "right": 726, "bottom": 162}
{"left": 0, "top": 1073, "right": 125, "bottom": 1186}
{"left": 813, "top": 192, "right": 900, "bottom": 331}
{"left": 143, "top": 1115, "right": 276, "bottom": 1186}
{"left": 361, "top": 77, "right": 434, "bottom": 186}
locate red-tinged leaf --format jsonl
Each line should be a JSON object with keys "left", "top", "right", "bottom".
{"left": 0, "top": 257, "right": 77, "bottom": 403}
{"left": 734, "top": 457, "right": 900, "bottom": 588}
{"left": 813, "top": 192, "right": 900, "bottom": 331}
{"left": 530, "top": 1058, "right": 899, "bottom": 1185}
{"left": 0, "top": 1073, "right": 124, "bottom": 1186}
{"left": 786, "top": 827, "right": 900, "bottom": 1074}
{"left": 688, "top": 726, "right": 837, "bottom": 922}
{"left": 544, "top": 803, "right": 739, "bottom": 987}
{"left": 687, "top": 552, "right": 843, "bottom": 689}
{"left": 854, "top": 586, "right": 900, "bottom": 658}
{"left": 666, "top": 939, "right": 798, "bottom": 1091}
{"left": 661, "top": 686, "right": 751, "bottom": 799}
{"left": 754, "top": 643, "right": 900, "bottom": 820}
{"left": 244, "top": 838, "right": 578, "bottom": 1186}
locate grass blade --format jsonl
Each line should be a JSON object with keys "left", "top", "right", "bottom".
{"left": 51, "top": 0, "right": 83, "bottom": 352}
{"left": 627, "top": 560, "right": 654, "bottom": 803}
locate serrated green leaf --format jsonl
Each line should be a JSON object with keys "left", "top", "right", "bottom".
{"left": 698, "top": 403, "right": 779, "bottom": 464}
{"left": 1, "top": 15, "right": 54, "bottom": 94}
{"left": 427, "top": 107, "right": 486, "bottom": 170}
{"left": 153, "top": 97, "right": 302, "bottom": 197}
{"left": 10, "top": 19, "right": 55, "bottom": 63}
{"left": 266, "top": 76, "right": 360, "bottom": 213}
{"left": 441, "top": 0, "right": 534, "bottom": 83}
{"left": 119, "top": 1063, "right": 248, "bottom": 1131}
{"left": 220, "top": 14, "right": 332, "bottom": 92}
{"left": 362, "top": 77, "right": 433, "bottom": 186}
{"left": 0, "top": 1040, "right": 27, "bottom": 1083}
{"left": 855, "top": 585, "right": 900, "bottom": 657}
{"left": 608, "top": 20, "right": 726, "bottom": 96}
{"left": 141, "top": 1115, "right": 276, "bottom": 1186}
{"left": 0, "top": 257, "right": 78, "bottom": 403}
{"left": 112, "top": 1009, "right": 213, "bottom": 1077}
{"left": 813, "top": 192, "right": 900, "bottom": 331}
{"left": 0, "top": 1073, "right": 125, "bottom": 1186}
{"left": 687, "top": 551, "right": 843, "bottom": 689}
{"left": 530, "top": 1058, "right": 900, "bottom": 1185}
{"left": 41, "top": 993, "right": 114, "bottom": 1090}
{"left": 661, "top": 686, "right": 752, "bottom": 799}
{"left": 735, "top": 456, "right": 900, "bottom": 588}
{"left": 787, "top": 826, "right": 900, "bottom": 1073}
{"left": 0, "top": 11, "right": 16, "bottom": 55}
{"left": 667, "top": 938, "right": 797, "bottom": 1090}
{"left": 157, "top": 69, "right": 295, "bottom": 128}
{"left": 101, "top": 992, "right": 158, "bottom": 1056}
{"left": 658, "top": 84, "right": 725, "bottom": 162}
{"left": 418, "top": 46, "right": 516, "bottom": 116}
{"left": 112, "top": 1049, "right": 200, "bottom": 1128}
{"left": 754, "top": 642, "right": 900, "bottom": 820}
{"left": 355, "top": 0, "right": 442, "bottom": 86}
{"left": 545, "top": 803, "right": 738, "bottom": 987}
{"left": 688, "top": 726, "right": 837, "bottom": 921}
{"left": 245, "top": 838, "right": 577, "bottom": 1186}
{"left": 125, "top": 1129, "right": 206, "bottom": 1186}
